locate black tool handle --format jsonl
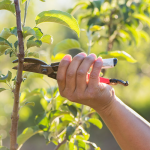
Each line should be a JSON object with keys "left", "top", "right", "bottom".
{"left": 51, "top": 62, "right": 60, "bottom": 72}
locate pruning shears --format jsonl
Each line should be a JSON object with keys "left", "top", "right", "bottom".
{"left": 12, "top": 57, "right": 129, "bottom": 86}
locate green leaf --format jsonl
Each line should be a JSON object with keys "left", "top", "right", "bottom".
{"left": 82, "top": 140, "right": 100, "bottom": 150}
{"left": 68, "top": 2, "right": 89, "bottom": 15}
{"left": 0, "top": 37, "right": 12, "bottom": 48}
{"left": 133, "top": 14, "right": 150, "bottom": 27}
{"left": 40, "top": 0, "right": 45, "bottom": 2}
{"left": 35, "top": 112, "right": 49, "bottom": 131}
{"left": 79, "top": 126, "right": 90, "bottom": 140}
{"left": 0, "top": 28, "right": 11, "bottom": 39}
{"left": 91, "top": 0, "right": 104, "bottom": 11}
{"left": 49, "top": 110, "right": 69, "bottom": 124}
{"left": 27, "top": 39, "right": 42, "bottom": 49}
{"left": 33, "top": 27, "right": 43, "bottom": 40}
{"left": 24, "top": 102, "right": 35, "bottom": 107}
{"left": 63, "top": 104, "right": 77, "bottom": 117}
{"left": 90, "top": 25, "right": 103, "bottom": 32}
{"left": 88, "top": 118, "right": 103, "bottom": 129}
{"left": 23, "top": 27, "right": 36, "bottom": 39}
{"left": 53, "top": 39, "right": 81, "bottom": 56}
{"left": 69, "top": 141, "right": 77, "bottom": 150}
{"left": 20, "top": 88, "right": 46, "bottom": 103}
{"left": 0, "top": 45, "right": 10, "bottom": 56}
{"left": 10, "top": 27, "right": 17, "bottom": 36}
{"left": 23, "top": 27, "right": 43, "bottom": 40}
{"left": 0, "top": 71, "right": 12, "bottom": 83}
{"left": 14, "top": 41, "right": 18, "bottom": 49}
{"left": 138, "top": 30, "right": 150, "bottom": 42}
{"left": 66, "top": 126, "right": 76, "bottom": 140}
{"left": 0, "top": 146, "right": 9, "bottom": 150}
{"left": 17, "top": 126, "right": 42, "bottom": 149}
{"left": 0, "top": 88, "right": 6, "bottom": 92}
{"left": 98, "top": 51, "right": 137, "bottom": 63}
{"left": 35, "top": 10, "right": 80, "bottom": 37}
{"left": 126, "top": 25, "right": 139, "bottom": 45}
{"left": 28, "top": 52, "right": 39, "bottom": 58}
{"left": 0, "top": 27, "right": 17, "bottom": 39}
{"left": 35, "top": 112, "right": 46, "bottom": 124}
{"left": 75, "top": 139, "right": 86, "bottom": 150}
{"left": 41, "top": 35, "right": 53, "bottom": 44}
{"left": 58, "top": 142, "right": 69, "bottom": 150}
{"left": 5, "top": 48, "right": 12, "bottom": 55}
{"left": 0, "top": 0, "right": 15, "bottom": 14}
{"left": 10, "top": 51, "right": 16, "bottom": 57}
{"left": 61, "top": 114, "right": 74, "bottom": 122}
{"left": 22, "top": 0, "right": 27, "bottom": 3}
{"left": 7, "top": 71, "right": 12, "bottom": 82}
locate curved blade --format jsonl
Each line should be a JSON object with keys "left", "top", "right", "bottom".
{"left": 12, "top": 58, "right": 47, "bottom": 65}
{"left": 13, "top": 63, "right": 54, "bottom": 75}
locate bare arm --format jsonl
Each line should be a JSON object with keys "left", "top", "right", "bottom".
{"left": 96, "top": 96, "right": 150, "bottom": 150}
{"left": 57, "top": 53, "right": 150, "bottom": 150}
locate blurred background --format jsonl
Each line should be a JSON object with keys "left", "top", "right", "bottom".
{"left": 0, "top": 0, "right": 150, "bottom": 149}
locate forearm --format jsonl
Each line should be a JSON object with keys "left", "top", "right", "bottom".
{"left": 96, "top": 96, "right": 150, "bottom": 150}
{"left": 57, "top": 54, "right": 150, "bottom": 149}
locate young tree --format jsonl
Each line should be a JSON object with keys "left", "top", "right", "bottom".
{"left": 0, "top": 0, "right": 150, "bottom": 150}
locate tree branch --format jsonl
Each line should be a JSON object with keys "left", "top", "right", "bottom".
{"left": 54, "top": 138, "right": 67, "bottom": 150}
{"left": 10, "top": 0, "right": 24, "bottom": 150}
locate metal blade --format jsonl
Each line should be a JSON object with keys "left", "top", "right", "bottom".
{"left": 109, "top": 79, "right": 129, "bottom": 86}
{"left": 12, "top": 63, "right": 54, "bottom": 75}
{"left": 12, "top": 58, "right": 47, "bottom": 65}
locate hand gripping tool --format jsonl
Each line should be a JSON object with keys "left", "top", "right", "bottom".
{"left": 12, "top": 58, "right": 129, "bottom": 86}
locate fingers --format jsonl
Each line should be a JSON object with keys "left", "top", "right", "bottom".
{"left": 88, "top": 57, "right": 103, "bottom": 88}
{"left": 64, "top": 53, "right": 87, "bottom": 93}
{"left": 57, "top": 55, "right": 72, "bottom": 94}
{"left": 76, "top": 53, "right": 97, "bottom": 92}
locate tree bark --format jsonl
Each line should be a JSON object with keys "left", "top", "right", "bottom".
{"left": 10, "top": 0, "right": 24, "bottom": 150}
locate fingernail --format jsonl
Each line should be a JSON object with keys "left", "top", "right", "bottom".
{"left": 96, "top": 57, "right": 103, "bottom": 62}
{"left": 63, "top": 55, "right": 72, "bottom": 61}
{"left": 77, "top": 52, "right": 87, "bottom": 56}
{"left": 89, "top": 53, "right": 97, "bottom": 58}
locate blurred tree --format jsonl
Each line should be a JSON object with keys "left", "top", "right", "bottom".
{"left": 0, "top": 0, "right": 150, "bottom": 150}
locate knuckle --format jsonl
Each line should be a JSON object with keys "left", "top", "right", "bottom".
{"left": 74, "top": 54, "right": 85, "bottom": 61}
{"left": 90, "top": 70, "right": 99, "bottom": 79}
{"left": 63, "top": 88, "right": 72, "bottom": 96}
{"left": 86, "top": 55, "right": 95, "bottom": 62}
{"left": 77, "top": 69, "right": 86, "bottom": 76}
{"left": 90, "top": 71, "right": 98, "bottom": 79}
{"left": 59, "top": 60, "right": 70, "bottom": 68}
{"left": 57, "top": 75, "right": 64, "bottom": 82}
{"left": 66, "top": 70, "right": 75, "bottom": 78}
{"left": 94, "top": 62, "right": 102, "bottom": 70}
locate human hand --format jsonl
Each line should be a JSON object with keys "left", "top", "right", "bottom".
{"left": 57, "top": 53, "right": 115, "bottom": 112}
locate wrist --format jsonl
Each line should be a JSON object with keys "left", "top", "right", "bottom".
{"left": 95, "top": 93, "right": 118, "bottom": 117}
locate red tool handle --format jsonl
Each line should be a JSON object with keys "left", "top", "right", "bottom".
{"left": 87, "top": 74, "right": 110, "bottom": 84}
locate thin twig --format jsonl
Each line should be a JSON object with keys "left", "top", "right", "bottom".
{"left": 10, "top": 0, "right": 24, "bottom": 150}
{"left": 87, "top": 30, "right": 92, "bottom": 55}
{"left": 54, "top": 138, "right": 67, "bottom": 150}
{"left": 23, "top": 1, "right": 28, "bottom": 27}
{"left": 107, "top": 9, "right": 116, "bottom": 51}
{"left": 23, "top": 0, "right": 31, "bottom": 27}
